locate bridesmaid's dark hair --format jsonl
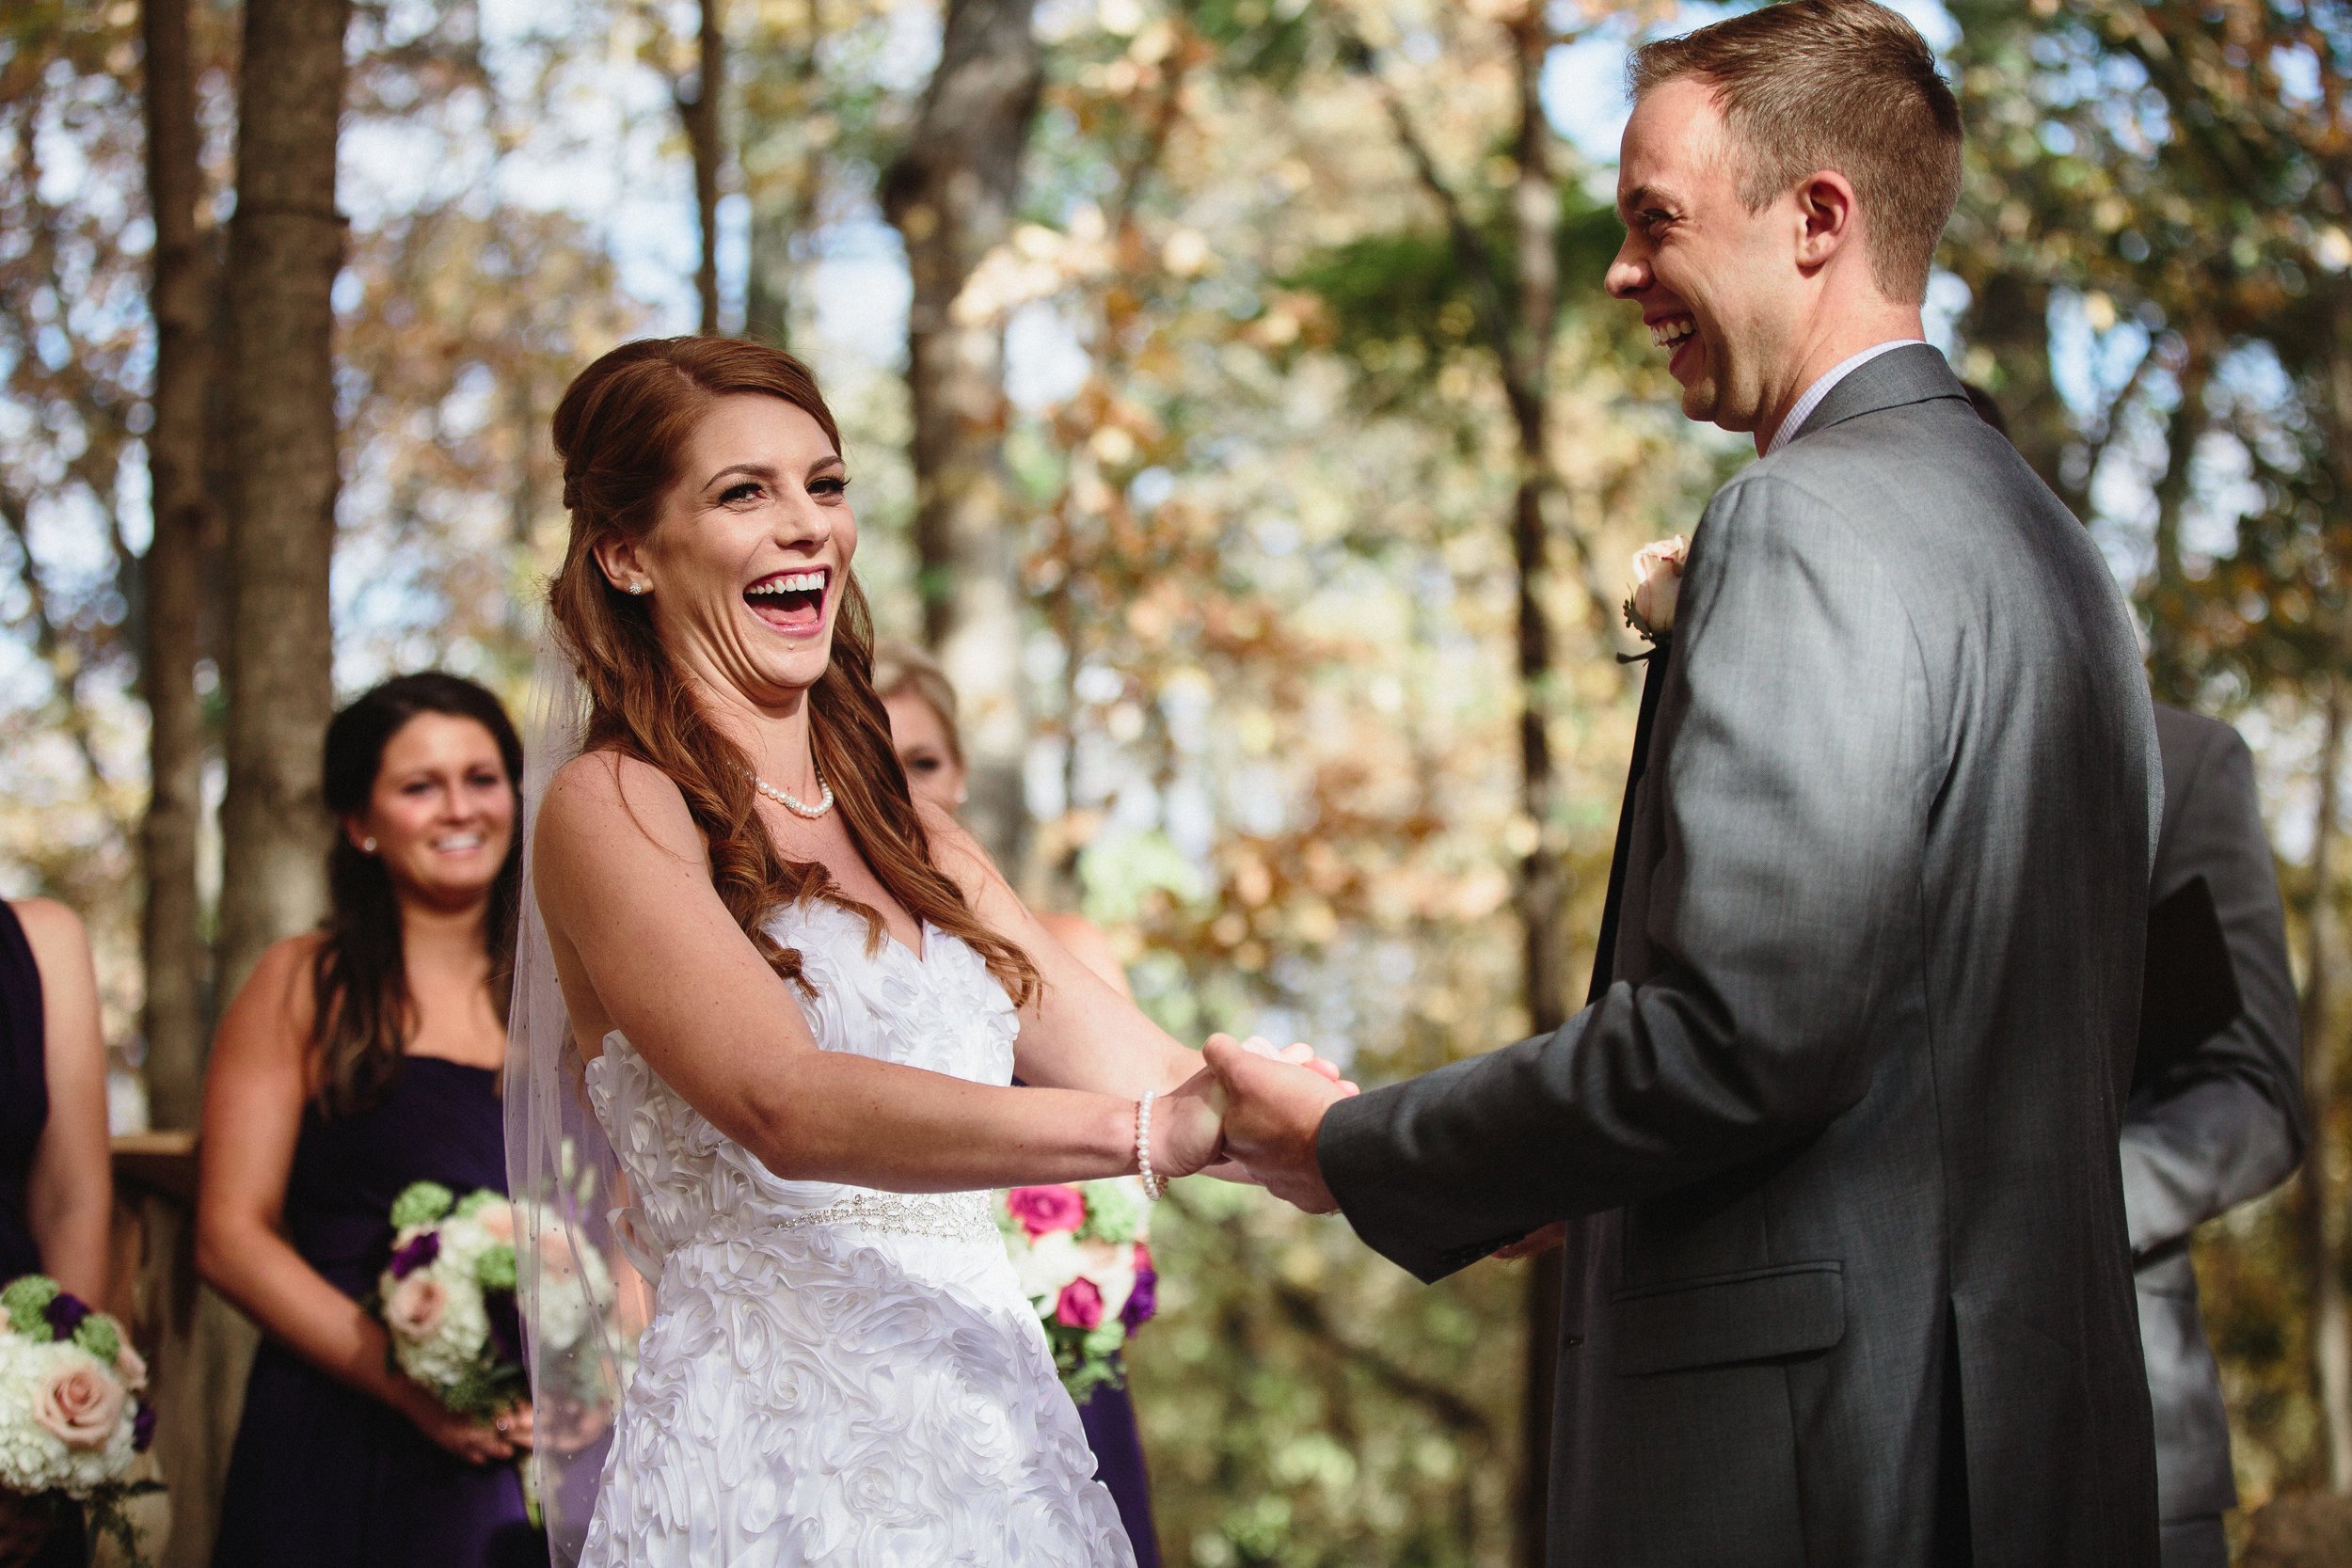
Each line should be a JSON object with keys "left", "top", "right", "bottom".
{"left": 312, "top": 673, "right": 524, "bottom": 1117}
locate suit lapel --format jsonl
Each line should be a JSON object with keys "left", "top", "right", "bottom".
{"left": 1586, "top": 640, "right": 1672, "bottom": 1006}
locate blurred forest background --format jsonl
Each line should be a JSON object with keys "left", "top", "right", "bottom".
{"left": 6, "top": 0, "right": 2352, "bottom": 1562}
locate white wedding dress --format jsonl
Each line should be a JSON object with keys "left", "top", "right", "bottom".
{"left": 575, "top": 899, "right": 1136, "bottom": 1566}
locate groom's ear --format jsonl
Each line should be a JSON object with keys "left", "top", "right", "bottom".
{"left": 1792, "top": 169, "right": 1860, "bottom": 272}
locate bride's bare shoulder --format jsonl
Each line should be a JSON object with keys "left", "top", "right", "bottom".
{"left": 538, "top": 750, "right": 701, "bottom": 860}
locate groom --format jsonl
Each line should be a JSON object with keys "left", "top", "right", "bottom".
{"left": 1208, "top": 2, "right": 2162, "bottom": 1563}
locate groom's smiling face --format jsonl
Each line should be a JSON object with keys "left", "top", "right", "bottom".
{"left": 1607, "top": 77, "right": 1802, "bottom": 435}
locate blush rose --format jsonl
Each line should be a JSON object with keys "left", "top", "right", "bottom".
{"left": 385, "top": 1274, "right": 450, "bottom": 1341}
{"left": 33, "top": 1353, "right": 125, "bottom": 1450}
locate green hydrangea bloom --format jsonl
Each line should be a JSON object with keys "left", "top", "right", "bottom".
{"left": 1077, "top": 1179, "right": 1144, "bottom": 1244}
{"left": 389, "top": 1181, "right": 456, "bottom": 1229}
{"left": 72, "top": 1312, "right": 122, "bottom": 1366}
{"left": 477, "top": 1243, "right": 518, "bottom": 1293}
{"left": 1, "top": 1274, "right": 60, "bottom": 1338}
{"left": 453, "top": 1188, "right": 501, "bottom": 1220}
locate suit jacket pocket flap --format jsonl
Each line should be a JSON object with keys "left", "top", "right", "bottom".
{"left": 1613, "top": 1262, "right": 1845, "bottom": 1376}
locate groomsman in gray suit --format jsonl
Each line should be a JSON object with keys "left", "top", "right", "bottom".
{"left": 2131, "top": 705, "right": 2303, "bottom": 1567}
{"left": 1206, "top": 2, "right": 2163, "bottom": 1562}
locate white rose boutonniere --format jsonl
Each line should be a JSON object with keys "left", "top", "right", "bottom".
{"left": 1624, "top": 535, "right": 1689, "bottom": 643}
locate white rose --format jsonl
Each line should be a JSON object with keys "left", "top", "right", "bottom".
{"left": 1011, "top": 1231, "right": 1085, "bottom": 1307}
{"left": 1625, "top": 535, "right": 1690, "bottom": 641}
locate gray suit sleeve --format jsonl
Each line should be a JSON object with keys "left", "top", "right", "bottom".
{"left": 2120, "top": 721, "right": 2304, "bottom": 1257}
{"left": 1318, "top": 475, "right": 1934, "bottom": 1281}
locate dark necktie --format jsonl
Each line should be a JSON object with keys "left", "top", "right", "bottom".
{"left": 1584, "top": 641, "right": 1673, "bottom": 1007}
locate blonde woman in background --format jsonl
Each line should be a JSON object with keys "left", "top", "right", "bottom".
{"left": 872, "top": 641, "right": 1162, "bottom": 1568}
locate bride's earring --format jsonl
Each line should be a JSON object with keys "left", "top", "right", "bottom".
{"left": 360, "top": 836, "right": 378, "bottom": 853}
{"left": 627, "top": 581, "right": 649, "bottom": 596}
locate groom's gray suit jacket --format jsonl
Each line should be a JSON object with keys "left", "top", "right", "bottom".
{"left": 1320, "top": 346, "right": 2163, "bottom": 1566}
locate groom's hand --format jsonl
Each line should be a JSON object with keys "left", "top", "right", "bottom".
{"left": 1203, "top": 1034, "right": 1351, "bottom": 1213}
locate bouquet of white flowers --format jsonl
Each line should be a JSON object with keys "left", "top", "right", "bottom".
{"left": 375, "top": 1181, "right": 615, "bottom": 1423}
{"left": 376, "top": 1182, "right": 528, "bottom": 1420}
{"left": 0, "top": 1274, "right": 159, "bottom": 1562}
{"left": 998, "top": 1179, "right": 1157, "bottom": 1403}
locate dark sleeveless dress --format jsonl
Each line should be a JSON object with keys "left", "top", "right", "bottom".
{"left": 211, "top": 1057, "right": 546, "bottom": 1568}
{"left": 1079, "top": 1380, "right": 1161, "bottom": 1568}
{"left": 0, "top": 902, "right": 50, "bottom": 1286}
{"left": 0, "top": 902, "right": 87, "bottom": 1568}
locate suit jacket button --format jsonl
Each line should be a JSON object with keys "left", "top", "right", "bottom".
{"left": 1565, "top": 1334, "right": 1584, "bottom": 1348}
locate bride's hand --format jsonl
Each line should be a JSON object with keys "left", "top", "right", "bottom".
{"left": 1254, "top": 1037, "right": 1359, "bottom": 1097}
{"left": 1152, "top": 1039, "right": 1359, "bottom": 1186}
{"left": 1151, "top": 1063, "right": 1229, "bottom": 1180}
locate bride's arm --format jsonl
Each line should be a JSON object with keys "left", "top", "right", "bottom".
{"left": 535, "top": 752, "right": 1213, "bottom": 1189}
{"left": 914, "top": 803, "right": 1233, "bottom": 1101}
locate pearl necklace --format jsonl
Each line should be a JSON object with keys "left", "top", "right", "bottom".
{"left": 752, "top": 768, "right": 835, "bottom": 819}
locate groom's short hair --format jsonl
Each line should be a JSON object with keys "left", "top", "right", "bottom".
{"left": 1629, "top": 0, "right": 1962, "bottom": 303}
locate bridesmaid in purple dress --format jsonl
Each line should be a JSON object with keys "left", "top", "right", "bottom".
{"left": 199, "top": 674, "right": 546, "bottom": 1568}
{"left": 0, "top": 896, "right": 113, "bottom": 1567}
{"left": 873, "top": 643, "right": 1164, "bottom": 1568}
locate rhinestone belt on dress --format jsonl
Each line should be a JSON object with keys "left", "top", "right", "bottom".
{"left": 766, "top": 1190, "right": 998, "bottom": 1243}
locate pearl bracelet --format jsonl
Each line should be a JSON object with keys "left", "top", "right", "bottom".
{"left": 1136, "top": 1090, "right": 1167, "bottom": 1201}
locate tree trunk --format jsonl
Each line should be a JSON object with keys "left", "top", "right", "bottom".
{"left": 138, "top": 0, "right": 215, "bottom": 1132}
{"left": 1502, "top": 12, "right": 1565, "bottom": 1565}
{"left": 1963, "top": 268, "right": 2078, "bottom": 511}
{"left": 753, "top": 0, "right": 837, "bottom": 350}
{"left": 2302, "top": 672, "right": 2351, "bottom": 1493}
{"left": 881, "top": 0, "right": 1042, "bottom": 870}
{"left": 743, "top": 0, "right": 825, "bottom": 349}
{"left": 680, "top": 0, "right": 724, "bottom": 335}
{"left": 217, "top": 0, "right": 348, "bottom": 1003}
{"left": 2144, "top": 329, "right": 2212, "bottom": 707}
{"left": 2311, "top": 308, "right": 2352, "bottom": 1496}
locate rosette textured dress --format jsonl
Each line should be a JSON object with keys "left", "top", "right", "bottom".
{"left": 577, "top": 900, "right": 1133, "bottom": 1567}
{"left": 211, "top": 1056, "right": 545, "bottom": 1568}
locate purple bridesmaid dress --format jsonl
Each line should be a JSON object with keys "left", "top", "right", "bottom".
{"left": 1079, "top": 1377, "right": 1162, "bottom": 1568}
{"left": 210, "top": 1056, "right": 545, "bottom": 1568}
{"left": 0, "top": 902, "right": 52, "bottom": 1291}
{"left": 0, "top": 901, "right": 87, "bottom": 1568}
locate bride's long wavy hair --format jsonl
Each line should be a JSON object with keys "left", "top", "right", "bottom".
{"left": 547, "top": 336, "right": 1038, "bottom": 1006}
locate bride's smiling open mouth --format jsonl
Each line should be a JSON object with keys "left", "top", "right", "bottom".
{"left": 743, "top": 564, "right": 831, "bottom": 635}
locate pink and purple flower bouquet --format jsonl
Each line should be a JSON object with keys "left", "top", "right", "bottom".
{"left": 998, "top": 1180, "right": 1157, "bottom": 1403}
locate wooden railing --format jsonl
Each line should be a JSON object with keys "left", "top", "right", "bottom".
{"left": 105, "top": 1133, "right": 252, "bottom": 1568}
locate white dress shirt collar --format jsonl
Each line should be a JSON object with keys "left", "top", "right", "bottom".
{"left": 1763, "top": 339, "right": 1927, "bottom": 456}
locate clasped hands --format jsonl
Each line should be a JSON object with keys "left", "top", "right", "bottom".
{"left": 1155, "top": 1033, "right": 1360, "bottom": 1214}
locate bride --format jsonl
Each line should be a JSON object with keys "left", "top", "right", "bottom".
{"left": 509, "top": 336, "right": 1338, "bottom": 1565}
